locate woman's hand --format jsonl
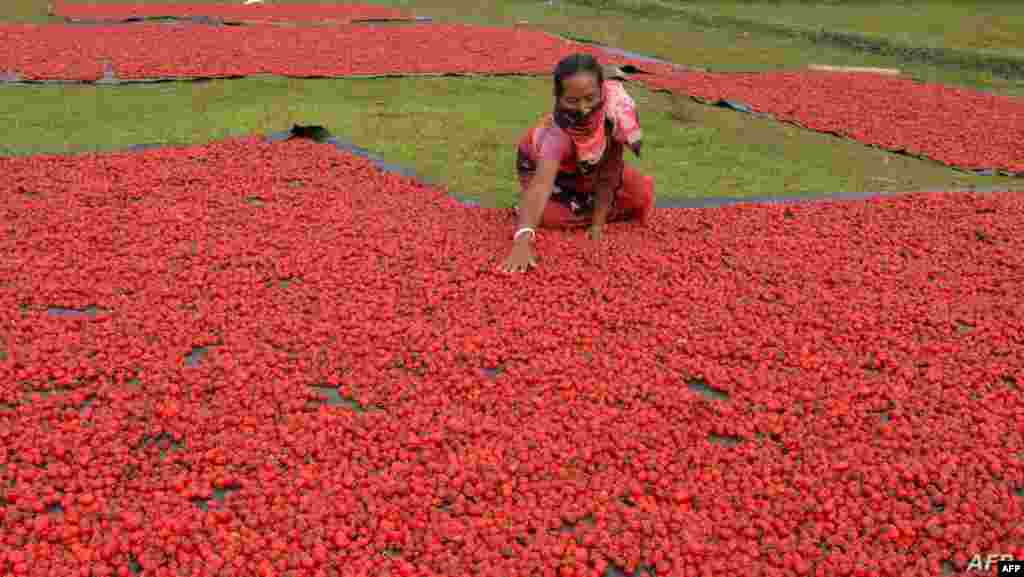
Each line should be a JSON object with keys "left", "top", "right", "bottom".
{"left": 590, "top": 174, "right": 613, "bottom": 242}
{"left": 502, "top": 157, "right": 557, "bottom": 273}
{"left": 500, "top": 238, "right": 537, "bottom": 273}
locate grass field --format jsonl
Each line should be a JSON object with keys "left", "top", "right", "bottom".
{"left": 1, "top": 0, "right": 1021, "bottom": 207}
{"left": 665, "top": 1, "right": 1024, "bottom": 57}
{"left": 374, "top": 0, "right": 1024, "bottom": 96}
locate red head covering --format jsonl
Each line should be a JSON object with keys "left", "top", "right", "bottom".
{"left": 535, "top": 80, "right": 642, "bottom": 175}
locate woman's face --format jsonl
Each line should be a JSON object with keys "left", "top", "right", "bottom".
{"left": 556, "top": 71, "right": 602, "bottom": 123}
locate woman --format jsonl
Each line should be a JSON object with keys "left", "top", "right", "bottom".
{"left": 500, "top": 53, "right": 655, "bottom": 273}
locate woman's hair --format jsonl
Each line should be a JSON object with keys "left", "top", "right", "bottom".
{"left": 553, "top": 53, "right": 604, "bottom": 97}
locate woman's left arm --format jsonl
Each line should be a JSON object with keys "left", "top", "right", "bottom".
{"left": 589, "top": 142, "right": 625, "bottom": 239}
{"left": 590, "top": 180, "right": 614, "bottom": 237}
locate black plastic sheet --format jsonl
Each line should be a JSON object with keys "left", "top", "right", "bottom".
{"left": 0, "top": 70, "right": 579, "bottom": 86}
{"left": 266, "top": 124, "right": 1019, "bottom": 210}
{"left": 1, "top": 120, "right": 1016, "bottom": 208}
{"left": 59, "top": 15, "right": 433, "bottom": 25}
{"left": 63, "top": 15, "right": 234, "bottom": 26}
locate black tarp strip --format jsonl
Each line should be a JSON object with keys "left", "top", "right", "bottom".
{"left": 5, "top": 123, "right": 1016, "bottom": 208}
{"left": 58, "top": 15, "right": 433, "bottom": 25}
{"left": 262, "top": 124, "right": 1020, "bottom": 209}
{"left": 0, "top": 71, "right": 573, "bottom": 86}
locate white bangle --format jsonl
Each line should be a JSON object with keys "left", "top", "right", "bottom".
{"left": 513, "top": 227, "right": 536, "bottom": 242}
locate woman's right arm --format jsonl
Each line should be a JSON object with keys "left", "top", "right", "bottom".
{"left": 500, "top": 158, "right": 559, "bottom": 273}
{"left": 516, "top": 158, "right": 560, "bottom": 234}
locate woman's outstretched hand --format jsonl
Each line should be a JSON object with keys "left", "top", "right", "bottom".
{"left": 500, "top": 239, "right": 537, "bottom": 273}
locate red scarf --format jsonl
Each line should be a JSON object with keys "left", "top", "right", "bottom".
{"left": 533, "top": 80, "right": 642, "bottom": 175}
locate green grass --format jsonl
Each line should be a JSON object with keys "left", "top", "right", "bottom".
{"left": 668, "top": 1, "right": 1024, "bottom": 57}
{"left": 377, "top": 0, "right": 1024, "bottom": 97}
{"left": 1, "top": 0, "right": 1020, "bottom": 204}
{"left": 1, "top": 0, "right": 53, "bottom": 22}
{"left": 601, "top": 0, "right": 1024, "bottom": 96}
{"left": 1, "top": 76, "right": 1014, "bottom": 207}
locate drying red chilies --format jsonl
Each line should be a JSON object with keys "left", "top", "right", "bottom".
{"left": 1, "top": 136, "right": 1023, "bottom": 576}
